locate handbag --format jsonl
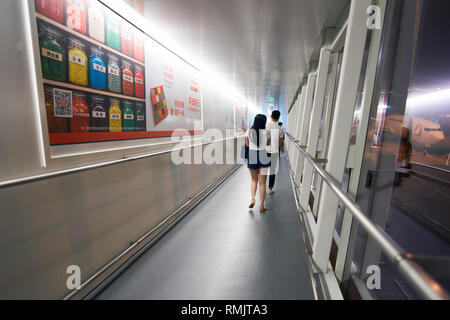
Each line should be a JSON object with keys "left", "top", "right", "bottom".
{"left": 240, "top": 145, "right": 249, "bottom": 160}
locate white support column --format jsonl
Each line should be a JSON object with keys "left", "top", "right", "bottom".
{"left": 287, "top": 111, "right": 293, "bottom": 133}
{"left": 293, "top": 88, "right": 305, "bottom": 140}
{"left": 312, "top": 0, "right": 371, "bottom": 273}
{"left": 287, "top": 101, "right": 295, "bottom": 158}
{"left": 288, "top": 97, "right": 301, "bottom": 157}
{"left": 291, "top": 87, "right": 306, "bottom": 172}
{"left": 294, "top": 73, "right": 316, "bottom": 186}
{"left": 288, "top": 101, "right": 295, "bottom": 133}
{"left": 312, "top": 53, "right": 339, "bottom": 217}
{"left": 299, "top": 49, "right": 331, "bottom": 211}
{"left": 334, "top": 0, "right": 387, "bottom": 283}
{"left": 287, "top": 108, "right": 296, "bottom": 160}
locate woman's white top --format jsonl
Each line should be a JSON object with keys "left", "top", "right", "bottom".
{"left": 246, "top": 129, "right": 269, "bottom": 151}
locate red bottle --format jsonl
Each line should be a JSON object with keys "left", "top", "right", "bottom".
{"left": 122, "top": 61, "right": 134, "bottom": 96}
{"left": 121, "top": 23, "right": 133, "bottom": 57}
{"left": 133, "top": 32, "right": 144, "bottom": 62}
{"left": 36, "top": 0, "right": 64, "bottom": 24}
{"left": 66, "top": 0, "right": 87, "bottom": 35}
{"left": 135, "top": 65, "right": 145, "bottom": 98}
{"left": 71, "top": 93, "right": 90, "bottom": 132}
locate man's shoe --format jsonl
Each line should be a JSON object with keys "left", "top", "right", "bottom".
{"left": 268, "top": 189, "right": 275, "bottom": 195}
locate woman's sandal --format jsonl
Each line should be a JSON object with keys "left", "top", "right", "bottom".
{"left": 249, "top": 199, "right": 256, "bottom": 209}
{"left": 260, "top": 207, "right": 267, "bottom": 213}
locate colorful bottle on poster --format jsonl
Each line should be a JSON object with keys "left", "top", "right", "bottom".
{"left": 109, "top": 99, "right": 122, "bottom": 132}
{"left": 66, "top": 0, "right": 87, "bottom": 34}
{"left": 71, "top": 92, "right": 89, "bottom": 132}
{"left": 122, "top": 101, "right": 135, "bottom": 132}
{"left": 135, "top": 102, "right": 146, "bottom": 132}
{"left": 120, "top": 22, "right": 133, "bottom": 56}
{"left": 107, "top": 54, "right": 121, "bottom": 93}
{"left": 134, "top": 65, "right": 145, "bottom": 98}
{"left": 89, "top": 47, "right": 107, "bottom": 90}
{"left": 122, "top": 60, "right": 134, "bottom": 96}
{"left": 39, "top": 26, "right": 66, "bottom": 82}
{"left": 44, "top": 86, "right": 68, "bottom": 133}
{"left": 133, "top": 31, "right": 144, "bottom": 62}
{"left": 88, "top": 2, "right": 105, "bottom": 43}
{"left": 90, "top": 96, "right": 107, "bottom": 132}
{"left": 105, "top": 13, "right": 121, "bottom": 51}
{"left": 36, "top": 0, "right": 64, "bottom": 24}
{"left": 68, "top": 38, "right": 88, "bottom": 86}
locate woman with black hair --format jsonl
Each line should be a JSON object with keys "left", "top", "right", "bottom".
{"left": 246, "top": 114, "right": 271, "bottom": 212}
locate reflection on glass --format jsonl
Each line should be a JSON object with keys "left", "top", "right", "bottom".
{"left": 406, "top": 91, "right": 448, "bottom": 168}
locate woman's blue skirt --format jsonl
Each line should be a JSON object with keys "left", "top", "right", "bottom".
{"left": 247, "top": 150, "right": 271, "bottom": 170}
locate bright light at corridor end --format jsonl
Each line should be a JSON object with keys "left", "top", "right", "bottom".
{"left": 99, "top": 0, "right": 261, "bottom": 114}
{"left": 200, "top": 70, "right": 260, "bottom": 113}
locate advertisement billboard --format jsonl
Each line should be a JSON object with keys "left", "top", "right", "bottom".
{"left": 34, "top": 0, "right": 202, "bottom": 146}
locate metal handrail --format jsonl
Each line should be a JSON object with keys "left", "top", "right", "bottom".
{"left": 0, "top": 137, "right": 242, "bottom": 190}
{"left": 286, "top": 132, "right": 449, "bottom": 300}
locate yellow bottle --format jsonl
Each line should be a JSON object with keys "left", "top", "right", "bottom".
{"left": 68, "top": 38, "right": 88, "bottom": 86}
{"left": 109, "top": 99, "right": 122, "bottom": 132}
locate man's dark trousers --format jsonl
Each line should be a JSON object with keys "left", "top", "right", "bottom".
{"left": 268, "top": 153, "right": 279, "bottom": 189}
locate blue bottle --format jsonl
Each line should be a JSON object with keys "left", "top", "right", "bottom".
{"left": 90, "top": 47, "right": 107, "bottom": 90}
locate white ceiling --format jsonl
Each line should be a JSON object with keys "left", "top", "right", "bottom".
{"left": 143, "top": 0, "right": 348, "bottom": 116}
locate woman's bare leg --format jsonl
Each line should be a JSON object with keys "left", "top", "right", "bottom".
{"left": 258, "top": 171, "right": 268, "bottom": 212}
{"left": 249, "top": 169, "right": 259, "bottom": 208}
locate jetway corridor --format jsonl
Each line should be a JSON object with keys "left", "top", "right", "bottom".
{"left": 1, "top": 0, "right": 450, "bottom": 304}
{"left": 94, "top": 156, "right": 315, "bottom": 300}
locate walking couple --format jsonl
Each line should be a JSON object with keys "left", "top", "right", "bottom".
{"left": 245, "top": 111, "right": 285, "bottom": 212}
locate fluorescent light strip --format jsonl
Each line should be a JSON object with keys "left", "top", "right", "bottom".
{"left": 23, "top": 0, "right": 47, "bottom": 168}
{"left": 99, "top": 0, "right": 260, "bottom": 114}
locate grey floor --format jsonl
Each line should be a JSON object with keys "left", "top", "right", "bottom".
{"left": 96, "top": 155, "right": 315, "bottom": 300}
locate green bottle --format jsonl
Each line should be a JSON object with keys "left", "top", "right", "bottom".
{"left": 123, "top": 101, "right": 135, "bottom": 132}
{"left": 106, "top": 14, "right": 121, "bottom": 51}
{"left": 40, "top": 26, "right": 66, "bottom": 82}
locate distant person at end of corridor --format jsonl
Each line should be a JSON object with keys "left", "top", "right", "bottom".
{"left": 246, "top": 114, "right": 271, "bottom": 212}
{"left": 267, "top": 111, "right": 285, "bottom": 195}
{"left": 278, "top": 122, "right": 286, "bottom": 144}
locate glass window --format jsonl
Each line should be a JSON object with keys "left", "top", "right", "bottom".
{"left": 347, "top": 0, "right": 450, "bottom": 300}
{"left": 312, "top": 51, "right": 343, "bottom": 219}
